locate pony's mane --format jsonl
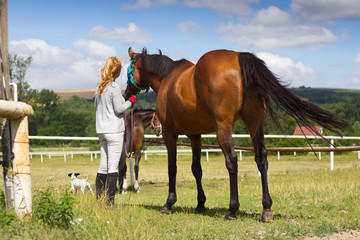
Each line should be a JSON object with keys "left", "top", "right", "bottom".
{"left": 140, "top": 51, "right": 187, "bottom": 77}
{"left": 133, "top": 108, "right": 155, "bottom": 114}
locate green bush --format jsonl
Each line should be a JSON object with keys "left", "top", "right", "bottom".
{"left": 33, "top": 188, "right": 76, "bottom": 229}
{"left": 0, "top": 191, "right": 18, "bottom": 236}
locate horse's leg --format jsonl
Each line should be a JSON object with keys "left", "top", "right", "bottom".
{"left": 160, "top": 130, "right": 178, "bottom": 214}
{"left": 241, "top": 97, "right": 273, "bottom": 222}
{"left": 216, "top": 125, "right": 239, "bottom": 220}
{"left": 134, "top": 150, "right": 141, "bottom": 193}
{"left": 188, "top": 135, "right": 206, "bottom": 213}
{"left": 252, "top": 126, "right": 273, "bottom": 222}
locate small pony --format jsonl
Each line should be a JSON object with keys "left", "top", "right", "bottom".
{"left": 68, "top": 173, "right": 94, "bottom": 195}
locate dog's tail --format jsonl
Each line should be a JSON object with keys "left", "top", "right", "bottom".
{"left": 86, "top": 174, "right": 90, "bottom": 181}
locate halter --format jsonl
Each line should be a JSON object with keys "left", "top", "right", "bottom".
{"left": 127, "top": 58, "right": 150, "bottom": 96}
{"left": 150, "top": 112, "right": 162, "bottom": 136}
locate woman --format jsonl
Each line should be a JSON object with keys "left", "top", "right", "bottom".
{"left": 95, "top": 57, "right": 136, "bottom": 206}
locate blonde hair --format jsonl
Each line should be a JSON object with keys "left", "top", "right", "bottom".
{"left": 96, "top": 57, "right": 122, "bottom": 97}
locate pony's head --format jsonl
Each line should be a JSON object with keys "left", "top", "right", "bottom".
{"left": 150, "top": 112, "right": 162, "bottom": 136}
{"left": 124, "top": 47, "right": 150, "bottom": 99}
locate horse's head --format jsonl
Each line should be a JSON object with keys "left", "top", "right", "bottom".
{"left": 150, "top": 112, "right": 162, "bottom": 136}
{"left": 124, "top": 47, "right": 150, "bottom": 99}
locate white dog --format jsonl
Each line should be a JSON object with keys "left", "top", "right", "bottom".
{"left": 68, "top": 173, "right": 94, "bottom": 196}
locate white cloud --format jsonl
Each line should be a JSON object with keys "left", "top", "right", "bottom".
{"left": 177, "top": 21, "right": 202, "bottom": 34}
{"left": 349, "top": 54, "right": 360, "bottom": 87}
{"left": 122, "top": 0, "right": 177, "bottom": 10}
{"left": 9, "top": 39, "right": 82, "bottom": 67}
{"left": 216, "top": 6, "right": 343, "bottom": 50}
{"left": 344, "top": 72, "right": 360, "bottom": 88}
{"left": 253, "top": 6, "right": 291, "bottom": 25}
{"left": 256, "top": 52, "right": 317, "bottom": 87}
{"left": 355, "top": 53, "right": 360, "bottom": 66}
{"left": 73, "top": 40, "right": 116, "bottom": 58}
{"left": 183, "top": 0, "right": 258, "bottom": 17}
{"left": 122, "top": 0, "right": 258, "bottom": 16}
{"left": 88, "top": 23, "right": 153, "bottom": 45}
{"left": 8, "top": 39, "right": 125, "bottom": 91}
{"left": 291, "top": 0, "right": 360, "bottom": 22}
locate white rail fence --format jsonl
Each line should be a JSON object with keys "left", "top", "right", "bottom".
{"left": 1, "top": 134, "right": 359, "bottom": 171}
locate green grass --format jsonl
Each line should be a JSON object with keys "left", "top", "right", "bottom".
{"left": 1, "top": 151, "right": 360, "bottom": 239}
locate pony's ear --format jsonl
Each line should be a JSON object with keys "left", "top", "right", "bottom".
{"left": 128, "top": 47, "right": 136, "bottom": 59}
{"left": 142, "top": 48, "right": 147, "bottom": 55}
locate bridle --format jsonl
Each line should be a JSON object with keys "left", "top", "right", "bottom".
{"left": 126, "top": 57, "right": 150, "bottom": 96}
{"left": 150, "top": 112, "right": 162, "bottom": 136}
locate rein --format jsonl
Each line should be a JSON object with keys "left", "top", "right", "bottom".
{"left": 124, "top": 107, "right": 134, "bottom": 158}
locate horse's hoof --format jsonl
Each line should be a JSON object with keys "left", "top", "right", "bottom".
{"left": 121, "top": 190, "right": 127, "bottom": 194}
{"left": 224, "top": 211, "right": 237, "bottom": 220}
{"left": 261, "top": 209, "right": 274, "bottom": 223}
{"left": 196, "top": 206, "right": 207, "bottom": 214}
{"left": 160, "top": 206, "right": 172, "bottom": 215}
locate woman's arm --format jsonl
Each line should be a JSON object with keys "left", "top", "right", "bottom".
{"left": 113, "top": 93, "right": 132, "bottom": 114}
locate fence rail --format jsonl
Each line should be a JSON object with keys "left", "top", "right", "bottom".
{"left": 2, "top": 134, "right": 360, "bottom": 170}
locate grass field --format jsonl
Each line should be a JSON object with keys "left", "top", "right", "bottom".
{"left": 1, "top": 151, "right": 360, "bottom": 239}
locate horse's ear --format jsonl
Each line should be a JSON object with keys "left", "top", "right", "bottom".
{"left": 142, "top": 48, "right": 147, "bottom": 55}
{"left": 128, "top": 47, "right": 136, "bottom": 59}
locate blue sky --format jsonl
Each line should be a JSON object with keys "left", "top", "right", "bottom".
{"left": 7, "top": 0, "right": 360, "bottom": 91}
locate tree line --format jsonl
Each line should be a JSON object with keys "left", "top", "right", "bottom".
{"left": 8, "top": 54, "right": 360, "bottom": 149}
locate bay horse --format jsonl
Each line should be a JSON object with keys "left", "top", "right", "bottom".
{"left": 124, "top": 48, "right": 348, "bottom": 221}
{"left": 119, "top": 109, "right": 161, "bottom": 194}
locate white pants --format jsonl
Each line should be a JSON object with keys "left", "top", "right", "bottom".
{"left": 98, "top": 132, "right": 124, "bottom": 174}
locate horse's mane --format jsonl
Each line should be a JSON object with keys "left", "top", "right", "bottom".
{"left": 133, "top": 108, "right": 155, "bottom": 114}
{"left": 140, "top": 51, "right": 187, "bottom": 77}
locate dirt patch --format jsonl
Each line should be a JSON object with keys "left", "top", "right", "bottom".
{"left": 302, "top": 230, "right": 360, "bottom": 240}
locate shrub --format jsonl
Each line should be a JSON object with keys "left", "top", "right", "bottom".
{"left": 0, "top": 191, "right": 18, "bottom": 236}
{"left": 33, "top": 188, "right": 76, "bottom": 228}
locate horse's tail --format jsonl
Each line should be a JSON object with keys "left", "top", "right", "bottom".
{"left": 238, "top": 52, "right": 349, "bottom": 137}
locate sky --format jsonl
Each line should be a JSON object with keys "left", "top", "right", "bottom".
{"left": 7, "top": 0, "right": 360, "bottom": 91}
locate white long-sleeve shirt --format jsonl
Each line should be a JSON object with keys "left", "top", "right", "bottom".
{"left": 95, "top": 82, "right": 132, "bottom": 134}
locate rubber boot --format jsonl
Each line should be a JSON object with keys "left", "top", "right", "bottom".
{"left": 106, "top": 172, "right": 118, "bottom": 206}
{"left": 95, "top": 173, "right": 107, "bottom": 200}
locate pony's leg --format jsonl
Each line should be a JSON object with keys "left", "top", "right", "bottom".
{"left": 134, "top": 150, "right": 141, "bottom": 193}
{"left": 216, "top": 126, "right": 239, "bottom": 220}
{"left": 121, "top": 164, "right": 128, "bottom": 194}
{"left": 161, "top": 130, "right": 178, "bottom": 214}
{"left": 188, "top": 135, "right": 206, "bottom": 213}
{"left": 241, "top": 103, "right": 273, "bottom": 222}
{"left": 122, "top": 178, "right": 128, "bottom": 195}
{"left": 119, "top": 146, "right": 127, "bottom": 194}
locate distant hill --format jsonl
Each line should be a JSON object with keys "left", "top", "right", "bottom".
{"left": 289, "top": 88, "right": 360, "bottom": 105}
{"left": 54, "top": 88, "right": 360, "bottom": 106}
{"left": 54, "top": 89, "right": 95, "bottom": 101}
